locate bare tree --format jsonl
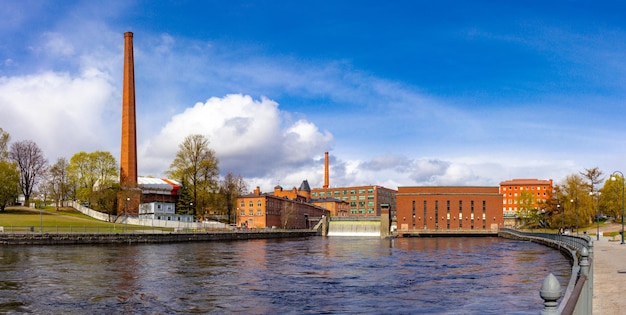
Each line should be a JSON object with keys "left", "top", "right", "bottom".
{"left": 580, "top": 167, "right": 604, "bottom": 192}
{"left": 219, "top": 172, "right": 248, "bottom": 224}
{"left": 9, "top": 140, "right": 48, "bottom": 206}
{"left": 166, "top": 134, "right": 219, "bottom": 218}
{"left": 47, "top": 157, "right": 70, "bottom": 210}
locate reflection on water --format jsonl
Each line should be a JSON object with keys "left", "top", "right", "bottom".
{"left": 0, "top": 237, "right": 570, "bottom": 314}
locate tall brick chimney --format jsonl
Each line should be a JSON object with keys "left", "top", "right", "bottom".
{"left": 323, "top": 151, "right": 329, "bottom": 189}
{"left": 120, "top": 32, "right": 138, "bottom": 188}
{"left": 118, "top": 32, "right": 141, "bottom": 215}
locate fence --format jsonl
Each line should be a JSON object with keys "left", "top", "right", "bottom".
{"left": 499, "top": 229, "right": 592, "bottom": 315}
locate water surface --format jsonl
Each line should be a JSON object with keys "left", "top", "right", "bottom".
{"left": 0, "top": 237, "right": 570, "bottom": 314}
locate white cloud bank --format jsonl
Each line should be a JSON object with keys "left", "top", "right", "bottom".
{"left": 139, "top": 94, "right": 334, "bottom": 181}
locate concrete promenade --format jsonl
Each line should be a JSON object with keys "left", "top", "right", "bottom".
{"left": 593, "top": 235, "right": 626, "bottom": 314}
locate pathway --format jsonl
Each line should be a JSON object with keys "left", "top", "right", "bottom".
{"left": 592, "top": 228, "right": 626, "bottom": 315}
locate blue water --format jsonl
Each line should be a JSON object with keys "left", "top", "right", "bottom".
{"left": 0, "top": 237, "right": 570, "bottom": 314}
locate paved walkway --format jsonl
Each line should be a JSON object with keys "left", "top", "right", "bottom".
{"left": 593, "top": 236, "right": 626, "bottom": 314}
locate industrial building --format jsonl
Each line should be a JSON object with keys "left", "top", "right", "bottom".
{"left": 396, "top": 186, "right": 504, "bottom": 232}
{"left": 236, "top": 184, "right": 329, "bottom": 229}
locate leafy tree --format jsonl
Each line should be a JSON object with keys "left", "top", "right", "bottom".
{"left": 552, "top": 173, "right": 598, "bottom": 230}
{"left": 218, "top": 172, "right": 248, "bottom": 224}
{"left": 0, "top": 160, "right": 20, "bottom": 211}
{"left": 68, "top": 151, "right": 118, "bottom": 204}
{"left": 92, "top": 183, "right": 120, "bottom": 219}
{"left": 47, "top": 157, "right": 70, "bottom": 210}
{"left": 600, "top": 173, "right": 625, "bottom": 223}
{"left": 516, "top": 190, "right": 538, "bottom": 226}
{"left": 166, "top": 134, "right": 219, "bottom": 218}
{"left": 9, "top": 140, "right": 48, "bottom": 206}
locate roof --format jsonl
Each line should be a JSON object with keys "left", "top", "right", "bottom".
{"left": 138, "top": 177, "right": 180, "bottom": 195}
{"left": 299, "top": 180, "right": 311, "bottom": 192}
{"left": 499, "top": 179, "right": 553, "bottom": 186}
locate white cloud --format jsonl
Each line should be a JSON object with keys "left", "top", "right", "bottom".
{"left": 138, "top": 94, "right": 334, "bottom": 179}
{"left": 0, "top": 68, "right": 118, "bottom": 160}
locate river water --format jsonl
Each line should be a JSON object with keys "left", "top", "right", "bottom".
{"left": 0, "top": 236, "right": 570, "bottom": 314}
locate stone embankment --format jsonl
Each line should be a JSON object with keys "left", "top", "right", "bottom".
{"left": 0, "top": 231, "right": 318, "bottom": 245}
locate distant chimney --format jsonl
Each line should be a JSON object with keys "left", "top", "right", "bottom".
{"left": 323, "top": 152, "right": 329, "bottom": 188}
{"left": 254, "top": 186, "right": 261, "bottom": 195}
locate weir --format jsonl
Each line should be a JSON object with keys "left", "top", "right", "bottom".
{"left": 327, "top": 217, "right": 381, "bottom": 237}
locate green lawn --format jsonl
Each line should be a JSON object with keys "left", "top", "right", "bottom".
{"left": 0, "top": 206, "right": 168, "bottom": 233}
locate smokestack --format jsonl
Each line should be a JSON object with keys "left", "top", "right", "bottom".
{"left": 323, "top": 152, "right": 329, "bottom": 188}
{"left": 120, "top": 32, "right": 138, "bottom": 188}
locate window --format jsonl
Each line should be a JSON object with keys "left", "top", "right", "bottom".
{"left": 249, "top": 201, "right": 253, "bottom": 207}
{"left": 240, "top": 210, "right": 245, "bottom": 216}
{"left": 257, "top": 200, "right": 262, "bottom": 207}
{"left": 358, "top": 196, "right": 365, "bottom": 200}
{"left": 249, "top": 210, "right": 253, "bottom": 215}
{"left": 240, "top": 201, "right": 245, "bottom": 207}
{"left": 257, "top": 210, "right": 262, "bottom": 216}
{"left": 367, "top": 188, "right": 374, "bottom": 193}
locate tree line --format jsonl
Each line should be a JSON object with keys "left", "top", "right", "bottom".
{"left": 0, "top": 128, "right": 247, "bottom": 223}
{"left": 517, "top": 167, "right": 626, "bottom": 230}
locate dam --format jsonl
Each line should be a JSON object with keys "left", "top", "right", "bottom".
{"left": 327, "top": 216, "right": 381, "bottom": 237}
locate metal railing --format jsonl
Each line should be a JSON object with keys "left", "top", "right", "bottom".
{"left": 499, "top": 229, "right": 592, "bottom": 315}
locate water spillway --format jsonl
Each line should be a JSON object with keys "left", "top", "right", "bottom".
{"left": 327, "top": 220, "right": 381, "bottom": 237}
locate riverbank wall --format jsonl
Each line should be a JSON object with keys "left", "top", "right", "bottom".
{"left": 0, "top": 231, "right": 318, "bottom": 245}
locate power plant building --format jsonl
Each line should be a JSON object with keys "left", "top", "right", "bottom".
{"left": 396, "top": 186, "right": 504, "bottom": 231}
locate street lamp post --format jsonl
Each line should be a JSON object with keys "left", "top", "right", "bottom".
{"left": 558, "top": 203, "right": 562, "bottom": 235}
{"left": 590, "top": 191, "right": 601, "bottom": 241}
{"left": 611, "top": 171, "right": 625, "bottom": 245}
{"left": 571, "top": 198, "right": 578, "bottom": 235}
{"left": 39, "top": 194, "right": 43, "bottom": 233}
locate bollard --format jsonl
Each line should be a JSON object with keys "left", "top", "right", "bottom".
{"left": 540, "top": 273, "right": 562, "bottom": 315}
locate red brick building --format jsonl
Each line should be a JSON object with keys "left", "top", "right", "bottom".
{"left": 396, "top": 186, "right": 503, "bottom": 231}
{"left": 499, "top": 178, "right": 553, "bottom": 228}
{"left": 310, "top": 185, "right": 396, "bottom": 216}
{"left": 237, "top": 184, "right": 329, "bottom": 229}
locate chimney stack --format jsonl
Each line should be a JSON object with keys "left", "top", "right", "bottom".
{"left": 323, "top": 152, "right": 329, "bottom": 189}
{"left": 120, "top": 32, "right": 138, "bottom": 188}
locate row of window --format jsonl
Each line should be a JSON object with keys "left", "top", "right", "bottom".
{"left": 505, "top": 192, "right": 548, "bottom": 197}
{"left": 502, "top": 186, "right": 549, "bottom": 191}
{"left": 312, "top": 188, "right": 396, "bottom": 197}
{"left": 349, "top": 208, "right": 376, "bottom": 214}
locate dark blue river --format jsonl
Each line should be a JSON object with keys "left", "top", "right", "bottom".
{"left": 0, "top": 237, "right": 570, "bottom": 314}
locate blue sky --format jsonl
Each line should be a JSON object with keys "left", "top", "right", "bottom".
{"left": 2, "top": 1, "right": 626, "bottom": 191}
